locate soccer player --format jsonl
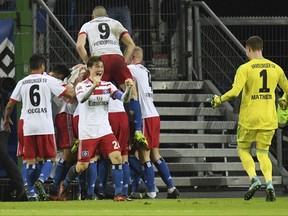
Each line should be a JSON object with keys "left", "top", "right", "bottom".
{"left": 3, "top": 54, "right": 75, "bottom": 201}
{"left": 109, "top": 98, "right": 131, "bottom": 199}
{"left": 95, "top": 98, "right": 131, "bottom": 200}
{"left": 76, "top": 5, "right": 147, "bottom": 148}
{"left": 0, "top": 77, "right": 25, "bottom": 201}
{"left": 48, "top": 64, "right": 77, "bottom": 201}
{"left": 68, "top": 64, "right": 89, "bottom": 141}
{"left": 128, "top": 46, "right": 180, "bottom": 199}
{"left": 59, "top": 56, "right": 133, "bottom": 201}
{"left": 69, "top": 64, "right": 90, "bottom": 200}
{"left": 209, "top": 35, "right": 288, "bottom": 202}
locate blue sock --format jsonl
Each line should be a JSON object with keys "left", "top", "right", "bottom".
{"left": 78, "top": 170, "right": 87, "bottom": 195}
{"left": 122, "top": 162, "right": 130, "bottom": 196}
{"left": 154, "top": 158, "right": 174, "bottom": 189}
{"left": 38, "top": 160, "right": 54, "bottom": 183}
{"left": 87, "top": 161, "right": 97, "bottom": 196}
{"left": 129, "top": 99, "right": 142, "bottom": 131}
{"left": 22, "top": 161, "right": 27, "bottom": 186}
{"left": 35, "top": 161, "right": 43, "bottom": 181}
{"left": 26, "top": 164, "right": 36, "bottom": 196}
{"left": 130, "top": 167, "right": 141, "bottom": 193}
{"left": 142, "top": 161, "right": 155, "bottom": 192}
{"left": 112, "top": 164, "right": 123, "bottom": 196}
{"left": 52, "top": 158, "right": 68, "bottom": 192}
{"left": 128, "top": 155, "right": 142, "bottom": 176}
{"left": 63, "top": 165, "right": 80, "bottom": 188}
{"left": 97, "top": 157, "right": 109, "bottom": 194}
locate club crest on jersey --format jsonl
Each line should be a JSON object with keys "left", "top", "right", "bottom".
{"left": 103, "top": 89, "right": 109, "bottom": 94}
{"left": 82, "top": 150, "right": 89, "bottom": 157}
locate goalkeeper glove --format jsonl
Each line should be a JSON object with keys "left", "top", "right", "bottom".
{"left": 133, "top": 131, "right": 148, "bottom": 148}
{"left": 208, "top": 95, "right": 222, "bottom": 109}
{"left": 279, "top": 97, "right": 288, "bottom": 110}
{"left": 71, "top": 138, "right": 79, "bottom": 153}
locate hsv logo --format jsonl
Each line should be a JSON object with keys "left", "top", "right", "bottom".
{"left": 77, "top": 86, "right": 82, "bottom": 90}
{"left": 82, "top": 150, "right": 89, "bottom": 157}
{"left": 103, "top": 89, "right": 109, "bottom": 94}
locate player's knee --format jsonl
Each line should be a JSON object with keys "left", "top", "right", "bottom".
{"left": 237, "top": 141, "right": 252, "bottom": 149}
{"left": 256, "top": 142, "right": 270, "bottom": 151}
{"left": 76, "top": 162, "right": 88, "bottom": 173}
{"left": 109, "top": 152, "right": 122, "bottom": 164}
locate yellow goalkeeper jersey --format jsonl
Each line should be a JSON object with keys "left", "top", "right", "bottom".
{"left": 222, "top": 58, "right": 288, "bottom": 130}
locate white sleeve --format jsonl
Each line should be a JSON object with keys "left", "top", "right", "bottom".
{"left": 79, "top": 23, "right": 88, "bottom": 35}
{"left": 47, "top": 76, "right": 67, "bottom": 98}
{"left": 10, "top": 80, "right": 22, "bottom": 102}
{"left": 75, "top": 82, "right": 86, "bottom": 103}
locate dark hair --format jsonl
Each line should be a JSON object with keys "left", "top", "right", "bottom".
{"left": 246, "top": 36, "right": 263, "bottom": 51}
{"left": 87, "top": 56, "right": 103, "bottom": 68}
{"left": 0, "top": 77, "right": 16, "bottom": 107}
{"left": 0, "top": 77, "right": 16, "bottom": 93}
{"left": 51, "top": 64, "right": 70, "bottom": 79}
{"left": 29, "top": 54, "right": 46, "bottom": 70}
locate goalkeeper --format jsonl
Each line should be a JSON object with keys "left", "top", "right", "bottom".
{"left": 209, "top": 36, "right": 288, "bottom": 202}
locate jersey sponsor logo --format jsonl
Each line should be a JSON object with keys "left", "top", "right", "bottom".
{"left": 77, "top": 86, "right": 83, "bottom": 90}
{"left": 27, "top": 107, "right": 47, "bottom": 114}
{"left": 251, "top": 94, "right": 272, "bottom": 100}
{"left": 81, "top": 150, "right": 89, "bottom": 157}
{"left": 88, "top": 100, "right": 109, "bottom": 106}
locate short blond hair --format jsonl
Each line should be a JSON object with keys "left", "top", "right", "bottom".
{"left": 92, "top": 6, "right": 107, "bottom": 18}
{"left": 133, "top": 46, "right": 143, "bottom": 59}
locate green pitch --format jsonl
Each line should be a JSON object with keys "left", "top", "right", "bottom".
{"left": 0, "top": 198, "right": 286, "bottom": 216}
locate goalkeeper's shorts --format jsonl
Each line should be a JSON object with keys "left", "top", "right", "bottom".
{"left": 237, "top": 125, "right": 275, "bottom": 146}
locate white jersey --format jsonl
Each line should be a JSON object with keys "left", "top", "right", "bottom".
{"left": 52, "top": 79, "right": 76, "bottom": 115}
{"left": 108, "top": 98, "right": 125, "bottom": 113}
{"left": 73, "top": 104, "right": 79, "bottom": 117}
{"left": 75, "top": 78, "right": 121, "bottom": 140}
{"left": 10, "top": 73, "right": 67, "bottom": 136}
{"left": 128, "top": 64, "right": 159, "bottom": 118}
{"left": 78, "top": 16, "right": 128, "bottom": 56}
{"left": 51, "top": 78, "right": 66, "bottom": 114}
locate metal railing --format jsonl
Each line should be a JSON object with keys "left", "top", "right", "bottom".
{"left": 189, "top": 1, "right": 246, "bottom": 90}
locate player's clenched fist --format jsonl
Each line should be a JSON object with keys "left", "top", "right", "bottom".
{"left": 125, "top": 78, "right": 134, "bottom": 88}
{"left": 210, "top": 95, "right": 222, "bottom": 109}
{"left": 279, "top": 97, "right": 288, "bottom": 110}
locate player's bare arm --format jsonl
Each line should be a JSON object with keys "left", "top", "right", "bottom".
{"left": 80, "top": 76, "right": 101, "bottom": 103}
{"left": 121, "top": 33, "right": 136, "bottom": 64}
{"left": 76, "top": 33, "right": 89, "bottom": 64}
{"left": 120, "top": 79, "right": 134, "bottom": 102}
{"left": 63, "top": 84, "right": 77, "bottom": 103}
{"left": 3, "top": 100, "right": 17, "bottom": 132}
